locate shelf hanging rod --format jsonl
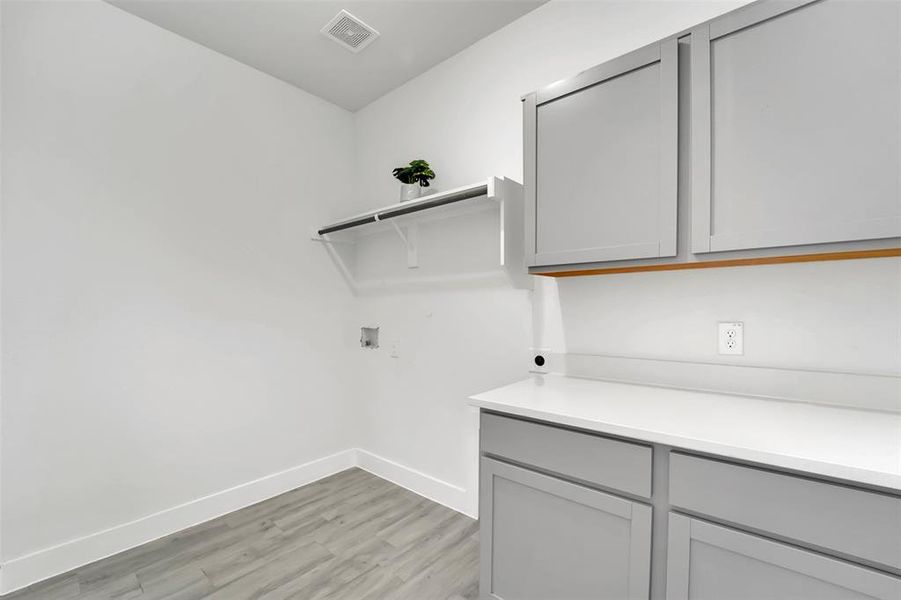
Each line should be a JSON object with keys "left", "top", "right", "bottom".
{"left": 317, "top": 183, "right": 489, "bottom": 236}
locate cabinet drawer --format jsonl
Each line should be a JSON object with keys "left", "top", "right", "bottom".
{"left": 480, "top": 412, "right": 652, "bottom": 497}
{"left": 669, "top": 453, "right": 901, "bottom": 569}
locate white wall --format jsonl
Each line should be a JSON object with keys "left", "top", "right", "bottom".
{"left": 351, "top": 0, "right": 901, "bottom": 512}
{"left": 355, "top": 286, "right": 532, "bottom": 516}
{"left": 352, "top": 1, "right": 754, "bottom": 212}
{"left": 0, "top": 0, "right": 359, "bottom": 577}
{"left": 557, "top": 257, "right": 901, "bottom": 375}
{"left": 3, "top": 0, "right": 899, "bottom": 591}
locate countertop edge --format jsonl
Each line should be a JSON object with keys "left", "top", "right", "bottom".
{"left": 468, "top": 396, "right": 901, "bottom": 493}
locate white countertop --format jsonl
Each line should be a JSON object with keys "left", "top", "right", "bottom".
{"left": 469, "top": 374, "right": 901, "bottom": 491}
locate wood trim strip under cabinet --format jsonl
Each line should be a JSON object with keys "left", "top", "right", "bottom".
{"left": 535, "top": 248, "right": 901, "bottom": 278}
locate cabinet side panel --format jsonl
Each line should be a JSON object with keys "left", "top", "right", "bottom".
{"left": 690, "top": 25, "right": 712, "bottom": 253}
{"left": 523, "top": 94, "right": 538, "bottom": 267}
{"left": 665, "top": 513, "right": 692, "bottom": 600}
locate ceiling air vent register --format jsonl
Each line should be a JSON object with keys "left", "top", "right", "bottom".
{"left": 321, "top": 10, "right": 380, "bottom": 53}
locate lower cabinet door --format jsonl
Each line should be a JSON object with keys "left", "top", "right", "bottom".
{"left": 480, "top": 457, "right": 652, "bottom": 600}
{"left": 665, "top": 513, "right": 901, "bottom": 600}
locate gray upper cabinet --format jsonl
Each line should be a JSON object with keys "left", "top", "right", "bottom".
{"left": 666, "top": 514, "right": 901, "bottom": 600}
{"left": 525, "top": 39, "right": 678, "bottom": 267}
{"left": 480, "top": 457, "right": 652, "bottom": 600}
{"left": 691, "top": 0, "right": 901, "bottom": 253}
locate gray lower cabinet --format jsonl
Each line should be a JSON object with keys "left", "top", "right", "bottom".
{"left": 668, "top": 452, "right": 901, "bottom": 571}
{"left": 665, "top": 514, "right": 901, "bottom": 600}
{"left": 480, "top": 411, "right": 653, "bottom": 499}
{"left": 479, "top": 411, "right": 901, "bottom": 599}
{"left": 479, "top": 457, "right": 652, "bottom": 600}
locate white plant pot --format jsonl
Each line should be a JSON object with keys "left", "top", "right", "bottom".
{"left": 399, "top": 183, "right": 422, "bottom": 202}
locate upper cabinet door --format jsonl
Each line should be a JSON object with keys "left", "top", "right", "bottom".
{"left": 525, "top": 39, "right": 678, "bottom": 267}
{"left": 691, "top": 0, "right": 901, "bottom": 254}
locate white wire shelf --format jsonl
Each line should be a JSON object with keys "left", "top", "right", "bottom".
{"left": 311, "top": 177, "right": 530, "bottom": 294}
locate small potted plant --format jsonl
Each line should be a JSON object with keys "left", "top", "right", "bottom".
{"left": 392, "top": 159, "right": 436, "bottom": 202}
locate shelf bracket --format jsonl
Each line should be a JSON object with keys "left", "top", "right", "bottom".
{"left": 312, "top": 232, "right": 359, "bottom": 294}
{"left": 310, "top": 236, "right": 355, "bottom": 246}
{"left": 310, "top": 228, "right": 355, "bottom": 246}
{"left": 390, "top": 221, "right": 418, "bottom": 269}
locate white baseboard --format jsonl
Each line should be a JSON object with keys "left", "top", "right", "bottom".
{"left": 0, "top": 448, "right": 475, "bottom": 596}
{"left": 354, "top": 449, "right": 476, "bottom": 519}
{"left": 0, "top": 449, "right": 357, "bottom": 595}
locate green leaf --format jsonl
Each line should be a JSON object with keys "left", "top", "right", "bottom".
{"left": 393, "top": 159, "right": 435, "bottom": 185}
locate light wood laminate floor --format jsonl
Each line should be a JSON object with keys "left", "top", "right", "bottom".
{"left": 4, "top": 468, "right": 479, "bottom": 600}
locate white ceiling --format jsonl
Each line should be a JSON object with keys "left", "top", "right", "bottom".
{"left": 108, "top": 1, "right": 547, "bottom": 111}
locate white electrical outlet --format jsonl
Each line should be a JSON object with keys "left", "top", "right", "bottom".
{"left": 718, "top": 322, "right": 744, "bottom": 355}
